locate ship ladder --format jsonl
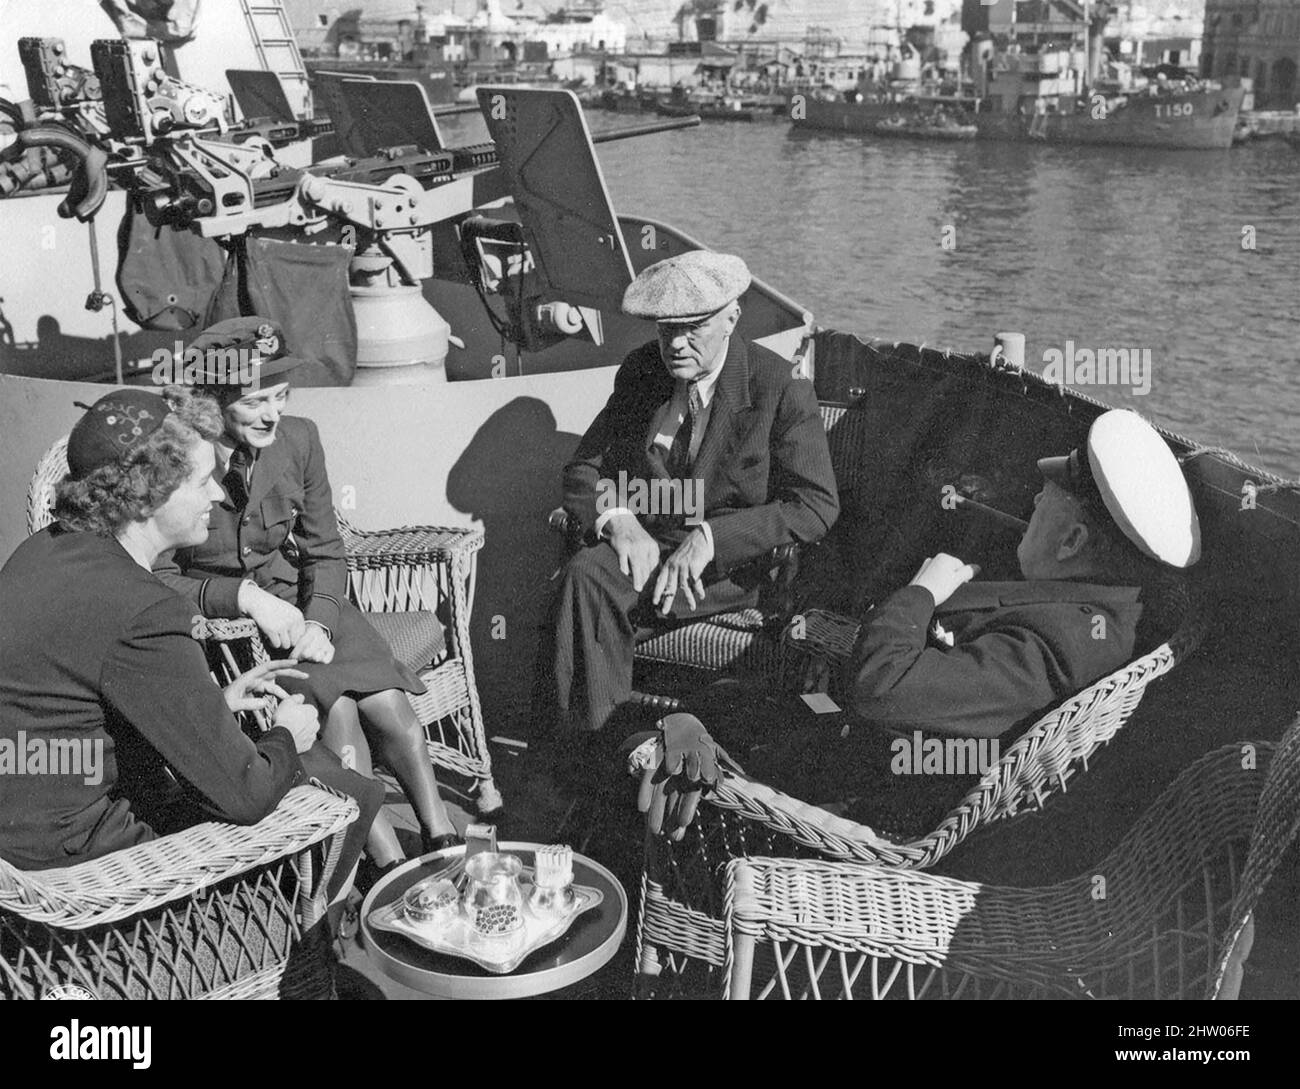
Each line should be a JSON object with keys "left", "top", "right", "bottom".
{"left": 238, "top": 0, "right": 312, "bottom": 119}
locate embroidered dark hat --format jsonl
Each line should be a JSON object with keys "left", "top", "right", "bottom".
{"left": 66, "top": 390, "right": 172, "bottom": 480}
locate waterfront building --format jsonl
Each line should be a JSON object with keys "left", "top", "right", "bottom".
{"left": 286, "top": 0, "right": 626, "bottom": 64}
{"left": 596, "top": 1, "right": 967, "bottom": 71}
{"left": 287, "top": 2, "right": 972, "bottom": 85}
{"left": 1202, "top": 0, "right": 1300, "bottom": 107}
{"left": 967, "top": 2, "right": 1208, "bottom": 88}
{"left": 1108, "top": 1, "right": 1203, "bottom": 69}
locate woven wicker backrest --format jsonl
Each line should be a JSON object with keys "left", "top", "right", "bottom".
{"left": 27, "top": 436, "right": 69, "bottom": 535}
{"left": 1210, "top": 713, "right": 1300, "bottom": 997}
{"left": 195, "top": 617, "right": 275, "bottom": 733}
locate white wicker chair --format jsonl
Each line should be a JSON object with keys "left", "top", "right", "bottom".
{"left": 721, "top": 715, "right": 1300, "bottom": 1000}
{"left": 634, "top": 592, "right": 1203, "bottom": 996}
{"left": 0, "top": 786, "right": 357, "bottom": 1000}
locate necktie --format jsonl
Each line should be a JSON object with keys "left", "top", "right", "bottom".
{"left": 667, "top": 383, "right": 703, "bottom": 479}
{"left": 224, "top": 447, "right": 253, "bottom": 508}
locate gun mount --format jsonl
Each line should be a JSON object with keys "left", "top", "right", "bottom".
{"left": 0, "top": 38, "right": 700, "bottom": 372}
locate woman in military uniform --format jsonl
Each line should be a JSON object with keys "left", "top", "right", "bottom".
{"left": 0, "top": 387, "right": 382, "bottom": 902}
{"left": 154, "top": 318, "right": 461, "bottom": 877}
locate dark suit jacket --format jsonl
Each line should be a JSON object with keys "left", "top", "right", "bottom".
{"left": 154, "top": 415, "right": 347, "bottom": 632}
{"left": 562, "top": 336, "right": 840, "bottom": 577}
{"left": 843, "top": 580, "right": 1143, "bottom": 740}
{"left": 0, "top": 527, "right": 304, "bottom": 870}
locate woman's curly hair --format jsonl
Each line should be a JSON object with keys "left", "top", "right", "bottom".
{"left": 53, "top": 387, "right": 225, "bottom": 537}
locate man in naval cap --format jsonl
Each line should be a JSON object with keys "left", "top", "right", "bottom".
{"left": 636, "top": 409, "right": 1201, "bottom": 840}
{"left": 538, "top": 250, "right": 839, "bottom": 738}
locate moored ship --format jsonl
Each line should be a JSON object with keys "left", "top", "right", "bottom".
{"left": 794, "top": 0, "right": 1243, "bottom": 151}
{"left": 795, "top": 94, "right": 975, "bottom": 135}
{"left": 972, "top": 58, "right": 1244, "bottom": 150}
{"left": 795, "top": 73, "right": 1243, "bottom": 150}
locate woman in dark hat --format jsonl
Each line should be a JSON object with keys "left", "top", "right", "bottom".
{"left": 154, "top": 318, "right": 461, "bottom": 881}
{"left": 0, "top": 389, "right": 381, "bottom": 886}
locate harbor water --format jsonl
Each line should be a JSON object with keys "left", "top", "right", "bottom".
{"left": 445, "top": 113, "right": 1300, "bottom": 479}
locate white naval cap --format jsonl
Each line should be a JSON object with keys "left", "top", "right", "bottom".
{"left": 1037, "top": 409, "right": 1201, "bottom": 568}
{"left": 621, "top": 250, "right": 751, "bottom": 322}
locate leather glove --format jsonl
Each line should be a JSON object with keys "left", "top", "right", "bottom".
{"left": 634, "top": 713, "right": 740, "bottom": 842}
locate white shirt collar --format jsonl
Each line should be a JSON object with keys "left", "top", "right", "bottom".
{"left": 214, "top": 439, "right": 236, "bottom": 473}
{"left": 681, "top": 336, "right": 729, "bottom": 407}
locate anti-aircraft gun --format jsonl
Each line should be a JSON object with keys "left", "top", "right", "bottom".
{"left": 0, "top": 36, "right": 700, "bottom": 376}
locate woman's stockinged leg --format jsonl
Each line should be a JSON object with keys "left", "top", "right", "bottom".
{"left": 356, "top": 689, "right": 457, "bottom": 839}
{"left": 323, "top": 694, "right": 404, "bottom": 866}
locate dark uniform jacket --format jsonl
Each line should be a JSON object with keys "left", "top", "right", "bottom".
{"left": 153, "top": 414, "right": 421, "bottom": 713}
{"left": 562, "top": 336, "right": 840, "bottom": 577}
{"left": 724, "top": 578, "right": 1145, "bottom": 842}
{"left": 0, "top": 527, "right": 303, "bottom": 870}
{"left": 154, "top": 415, "right": 346, "bottom": 633}
{"left": 844, "top": 580, "right": 1144, "bottom": 739}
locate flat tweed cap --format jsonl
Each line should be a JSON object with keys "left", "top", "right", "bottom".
{"left": 622, "top": 250, "right": 751, "bottom": 322}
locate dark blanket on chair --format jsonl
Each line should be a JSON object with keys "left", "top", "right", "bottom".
{"left": 727, "top": 705, "right": 978, "bottom": 843}
{"left": 800, "top": 332, "right": 1096, "bottom": 618}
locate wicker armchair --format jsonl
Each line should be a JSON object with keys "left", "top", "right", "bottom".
{"left": 27, "top": 434, "right": 500, "bottom": 815}
{"left": 721, "top": 715, "right": 1300, "bottom": 1000}
{"left": 336, "top": 516, "right": 498, "bottom": 810}
{"left": 0, "top": 786, "right": 357, "bottom": 1000}
{"left": 634, "top": 604, "right": 1204, "bottom": 996}
{"left": 7, "top": 444, "right": 363, "bottom": 999}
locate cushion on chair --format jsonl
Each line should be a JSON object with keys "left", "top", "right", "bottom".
{"left": 362, "top": 611, "right": 447, "bottom": 674}
{"left": 636, "top": 610, "right": 780, "bottom": 673}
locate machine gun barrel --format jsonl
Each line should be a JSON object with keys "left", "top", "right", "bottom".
{"left": 430, "top": 103, "right": 482, "bottom": 117}
{"left": 438, "top": 114, "right": 700, "bottom": 175}
{"left": 588, "top": 116, "right": 701, "bottom": 143}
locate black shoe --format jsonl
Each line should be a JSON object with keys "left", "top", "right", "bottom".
{"left": 354, "top": 855, "right": 404, "bottom": 897}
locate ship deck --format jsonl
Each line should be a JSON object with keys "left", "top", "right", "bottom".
{"left": 334, "top": 706, "right": 1300, "bottom": 1001}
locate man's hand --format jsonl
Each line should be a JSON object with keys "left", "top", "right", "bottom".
{"left": 223, "top": 659, "right": 307, "bottom": 713}
{"left": 291, "top": 623, "right": 335, "bottom": 664}
{"left": 651, "top": 528, "right": 711, "bottom": 617}
{"left": 635, "top": 713, "right": 737, "bottom": 841}
{"left": 273, "top": 693, "right": 320, "bottom": 754}
{"left": 606, "top": 512, "right": 661, "bottom": 593}
{"left": 908, "top": 553, "right": 980, "bottom": 607}
{"left": 238, "top": 582, "right": 307, "bottom": 650}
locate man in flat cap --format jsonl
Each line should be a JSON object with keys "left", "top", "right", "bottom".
{"left": 537, "top": 250, "right": 839, "bottom": 739}
{"left": 636, "top": 409, "right": 1201, "bottom": 841}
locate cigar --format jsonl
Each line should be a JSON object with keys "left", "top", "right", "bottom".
{"left": 952, "top": 495, "right": 1029, "bottom": 533}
